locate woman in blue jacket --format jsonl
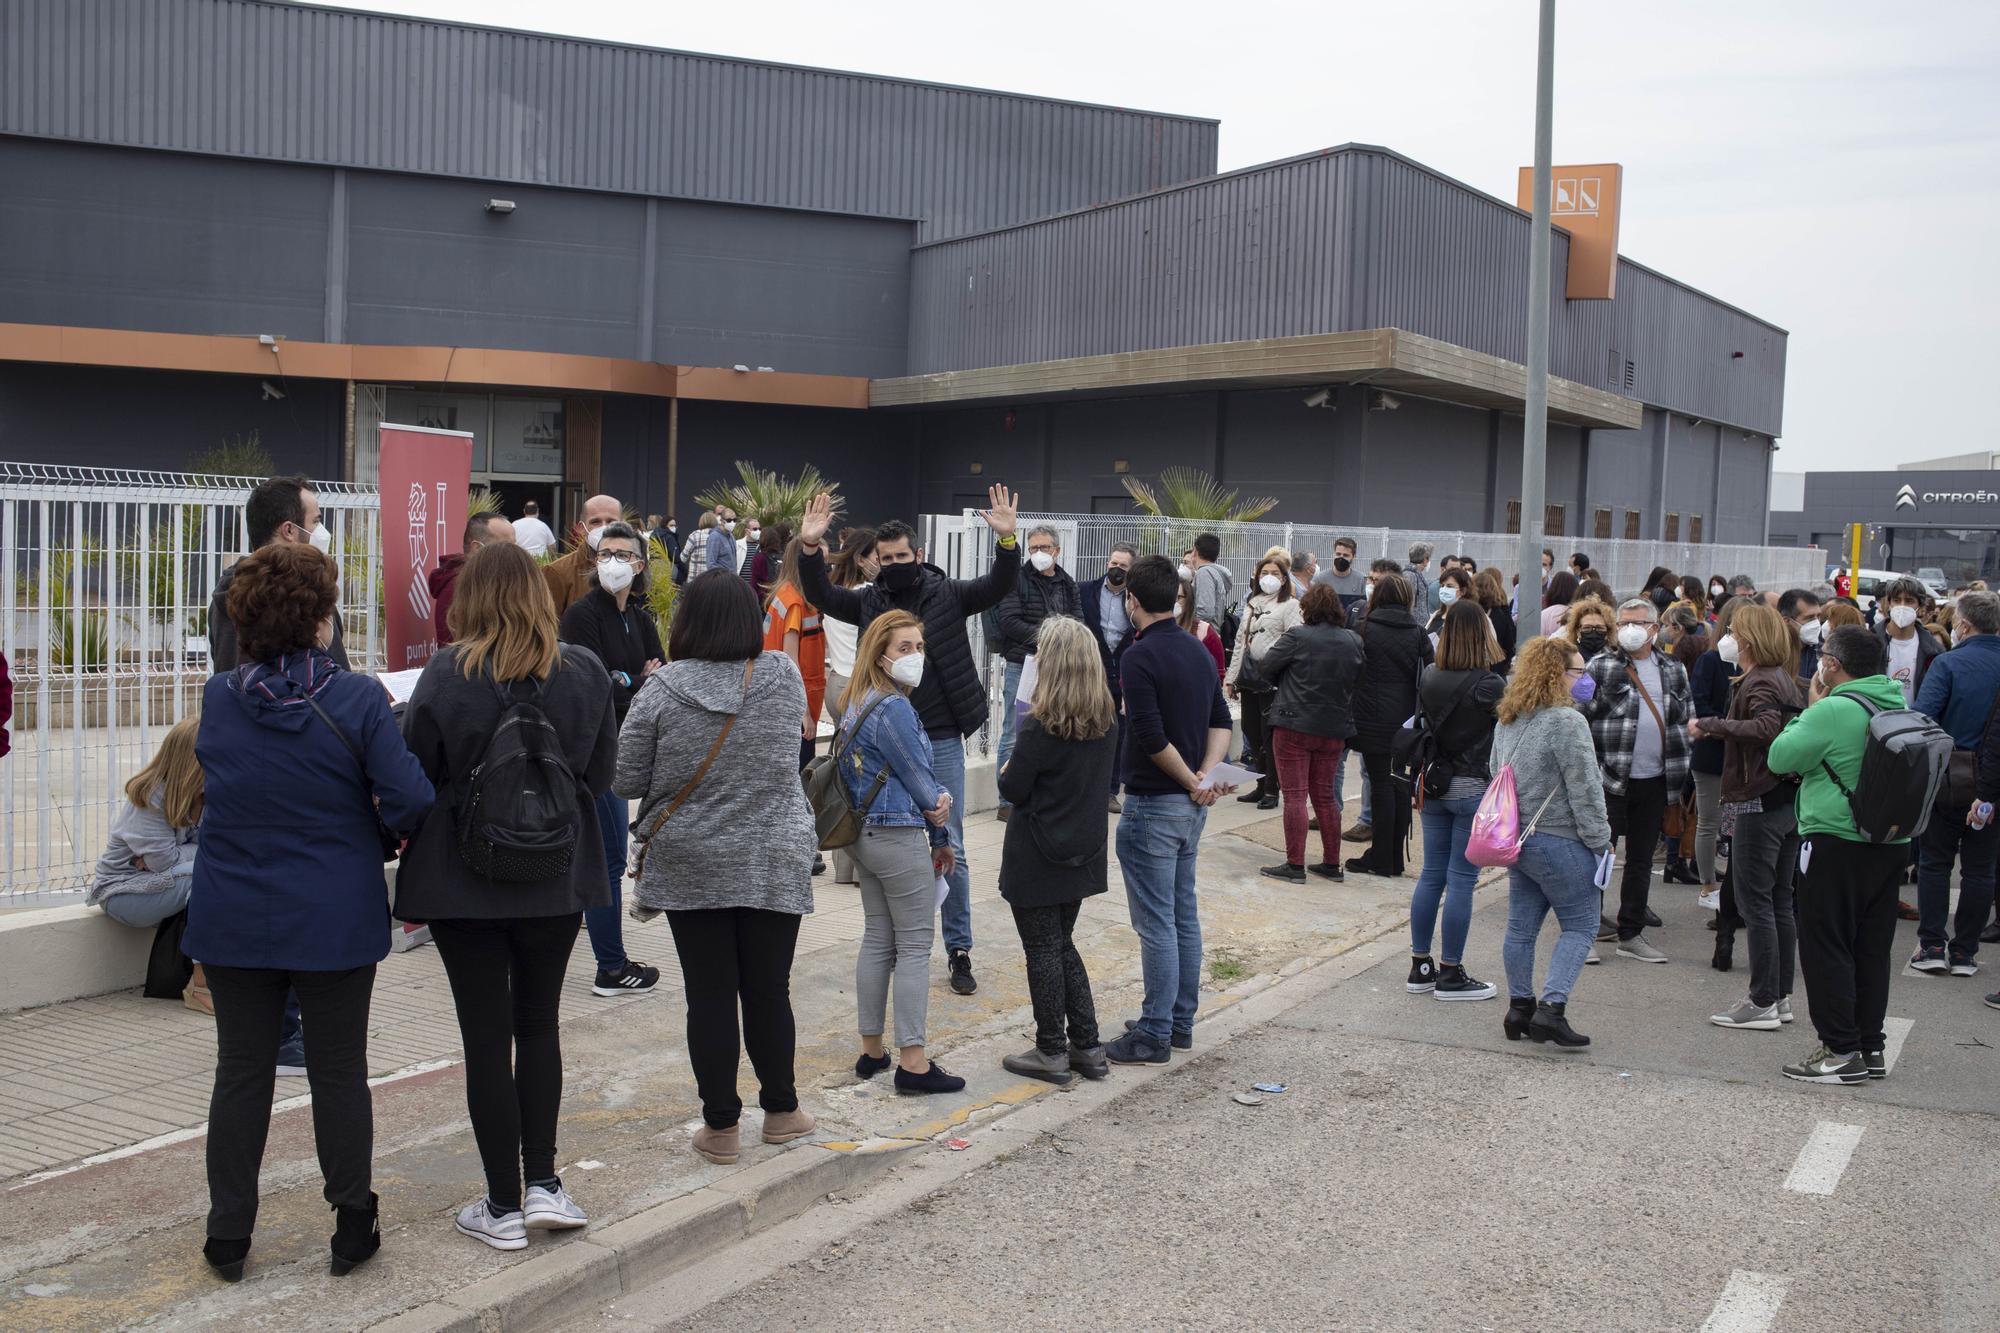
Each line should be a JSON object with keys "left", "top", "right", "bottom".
{"left": 184, "top": 543, "right": 433, "bottom": 1283}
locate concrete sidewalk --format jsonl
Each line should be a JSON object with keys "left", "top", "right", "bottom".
{"left": 0, "top": 769, "right": 1436, "bottom": 1331}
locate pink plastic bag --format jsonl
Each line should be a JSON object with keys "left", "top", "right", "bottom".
{"left": 1465, "top": 764, "right": 1524, "bottom": 868}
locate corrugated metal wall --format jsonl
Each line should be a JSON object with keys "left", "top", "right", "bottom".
{"left": 908, "top": 146, "right": 1787, "bottom": 437}
{"left": 0, "top": 0, "right": 1218, "bottom": 243}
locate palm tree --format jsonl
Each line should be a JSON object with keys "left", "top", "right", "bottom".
{"left": 1122, "top": 467, "right": 1277, "bottom": 523}
{"left": 695, "top": 461, "right": 843, "bottom": 532}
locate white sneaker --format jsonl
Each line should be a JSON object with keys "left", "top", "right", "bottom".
{"left": 1777, "top": 996, "right": 1796, "bottom": 1024}
{"left": 455, "top": 1197, "right": 528, "bottom": 1251}
{"left": 1583, "top": 948, "right": 1601, "bottom": 965}
{"left": 1616, "top": 934, "right": 1669, "bottom": 964}
{"left": 523, "top": 1182, "right": 589, "bottom": 1230}
{"left": 1697, "top": 888, "right": 1720, "bottom": 912}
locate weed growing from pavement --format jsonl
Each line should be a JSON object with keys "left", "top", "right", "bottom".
{"left": 1210, "top": 951, "right": 1247, "bottom": 983}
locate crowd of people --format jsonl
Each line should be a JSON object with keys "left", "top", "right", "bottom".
{"left": 68, "top": 474, "right": 2000, "bottom": 1282}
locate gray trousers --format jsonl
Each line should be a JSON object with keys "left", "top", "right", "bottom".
{"left": 1692, "top": 770, "right": 1723, "bottom": 885}
{"left": 1733, "top": 802, "right": 1800, "bottom": 1008}
{"left": 852, "top": 826, "right": 936, "bottom": 1049}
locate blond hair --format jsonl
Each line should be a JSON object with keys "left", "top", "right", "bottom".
{"left": 126, "top": 715, "right": 204, "bottom": 829}
{"left": 1029, "top": 617, "right": 1115, "bottom": 741}
{"left": 450, "top": 542, "right": 561, "bottom": 681}
{"left": 1731, "top": 603, "right": 1798, "bottom": 676}
{"left": 841, "top": 610, "right": 923, "bottom": 714}
{"left": 1497, "top": 636, "right": 1580, "bottom": 725}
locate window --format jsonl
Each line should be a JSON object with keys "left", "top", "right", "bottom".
{"left": 1506, "top": 499, "right": 1522, "bottom": 535}
{"left": 1688, "top": 515, "right": 1703, "bottom": 544}
{"left": 1544, "top": 503, "right": 1566, "bottom": 538}
{"left": 1594, "top": 506, "right": 1612, "bottom": 540}
{"left": 1665, "top": 513, "right": 1680, "bottom": 542}
{"left": 1624, "top": 510, "right": 1641, "bottom": 540}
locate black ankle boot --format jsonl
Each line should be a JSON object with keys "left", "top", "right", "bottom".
{"left": 1502, "top": 996, "right": 1537, "bottom": 1041}
{"left": 329, "top": 1192, "right": 380, "bottom": 1277}
{"left": 203, "top": 1236, "right": 250, "bottom": 1283}
{"left": 1528, "top": 1001, "right": 1589, "bottom": 1049}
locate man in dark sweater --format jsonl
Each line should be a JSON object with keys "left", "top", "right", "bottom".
{"left": 1103, "top": 556, "right": 1238, "bottom": 1066}
{"left": 994, "top": 524, "right": 1081, "bottom": 819}
{"left": 208, "top": 475, "right": 349, "bottom": 674}
{"left": 798, "top": 486, "right": 1020, "bottom": 996}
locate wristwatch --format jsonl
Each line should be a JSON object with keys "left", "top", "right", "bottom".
{"left": 997, "top": 534, "right": 1018, "bottom": 549}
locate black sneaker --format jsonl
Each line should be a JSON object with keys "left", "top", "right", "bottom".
{"left": 949, "top": 949, "right": 977, "bottom": 995}
{"left": 1406, "top": 956, "right": 1438, "bottom": 994}
{"left": 1949, "top": 951, "right": 1980, "bottom": 978}
{"left": 592, "top": 961, "right": 661, "bottom": 997}
{"left": 1308, "top": 863, "right": 1345, "bottom": 882}
{"left": 1433, "top": 964, "right": 1497, "bottom": 1002}
{"left": 1643, "top": 907, "right": 1663, "bottom": 928}
{"left": 1781, "top": 1044, "right": 1869, "bottom": 1085}
{"left": 854, "top": 1050, "right": 892, "bottom": 1081}
{"left": 1260, "top": 862, "right": 1306, "bottom": 883}
{"left": 812, "top": 854, "right": 826, "bottom": 876}
{"left": 1125, "top": 1020, "right": 1192, "bottom": 1050}
{"left": 1103, "top": 1030, "right": 1172, "bottom": 1065}
{"left": 894, "top": 1061, "right": 967, "bottom": 1095}
{"left": 1982, "top": 922, "right": 2000, "bottom": 944}
{"left": 1862, "top": 1050, "right": 1886, "bottom": 1080}
{"left": 1909, "top": 945, "right": 1948, "bottom": 974}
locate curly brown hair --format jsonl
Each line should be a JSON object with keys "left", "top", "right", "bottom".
{"left": 1297, "top": 582, "right": 1345, "bottom": 626}
{"left": 225, "top": 543, "right": 339, "bottom": 663}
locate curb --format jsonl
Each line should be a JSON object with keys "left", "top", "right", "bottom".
{"left": 368, "top": 1138, "right": 918, "bottom": 1332}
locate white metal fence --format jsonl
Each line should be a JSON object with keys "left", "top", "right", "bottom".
{"left": 922, "top": 510, "right": 1824, "bottom": 756}
{"left": 2, "top": 464, "right": 381, "bottom": 899}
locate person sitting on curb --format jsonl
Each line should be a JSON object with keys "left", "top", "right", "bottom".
{"left": 88, "top": 715, "right": 210, "bottom": 1013}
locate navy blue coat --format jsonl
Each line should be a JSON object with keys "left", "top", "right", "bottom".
{"left": 1076, "top": 576, "right": 1130, "bottom": 703}
{"left": 184, "top": 651, "right": 435, "bottom": 971}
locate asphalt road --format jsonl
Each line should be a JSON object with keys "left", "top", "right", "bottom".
{"left": 606, "top": 874, "right": 2000, "bottom": 1333}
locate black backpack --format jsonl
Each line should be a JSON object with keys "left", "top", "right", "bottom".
{"left": 456, "top": 676, "right": 583, "bottom": 882}
{"left": 1220, "top": 599, "right": 1246, "bottom": 660}
{"left": 1819, "top": 693, "right": 1954, "bottom": 844}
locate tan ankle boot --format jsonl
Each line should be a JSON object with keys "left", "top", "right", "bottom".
{"left": 691, "top": 1123, "right": 740, "bottom": 1165}
{"left": 760, "top": 1108, "right": 817, "bottom": 1145}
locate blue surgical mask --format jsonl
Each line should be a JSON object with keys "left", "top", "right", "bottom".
{"left": 1437, "top": 586, "right": 1459, "bottom": 606}
{"left": 1570, "top": 674, "right": 1597, "bottom": 704}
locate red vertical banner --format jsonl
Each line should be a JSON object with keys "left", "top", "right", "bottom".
{"left": 379, "top": 423, "right": 474, "bottom": 671}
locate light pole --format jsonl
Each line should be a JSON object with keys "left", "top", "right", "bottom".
{"left": 1517, "top": 0, "right": 1556, "bottom": 629}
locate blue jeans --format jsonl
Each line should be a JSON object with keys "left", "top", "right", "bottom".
{"left": 930, "top": 733, "right": 972, "bottom": 955}
{"left": 1117, "top": 793, "right": 1208, "bottom": 1042}
{"left": 1502, "top": 833, "right": 1599, "bottom": 1005}
{"left": 1357, "top": 765, "right": 1372, "bottom": 826}
{"left": 583, "top": 789, "right": 630, "bottom": 972}
{"left": 99, "top": 860, "right": 196, "bottom": 928}
{"left": 1410, "top": 795, "right": 1483, "bottom": 962}
{"left": 997, "top": 660, "right": 1024, "bottom": 810}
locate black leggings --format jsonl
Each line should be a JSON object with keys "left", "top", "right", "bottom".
{"left": 1011, "top": 901, "right": 1100, "bottom": 1053}
{"left": 666, "top": 908, "right": 802, "bottom": 1130}
{"left": 1240, "top": 689, "right": 1278, "bottom": 795}
{"left": 205, "top": 963, "right": 376, "bottom": 1239}
{"left": 1361, "top": 743, "right": 1411, "bottom": 873}
{"left": 430, "top": 914, "right": 581, "bottom": 1212}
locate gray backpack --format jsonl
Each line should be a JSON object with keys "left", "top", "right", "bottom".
{"left": 1819, "top": 694, "right": 1955, "bottom": 843}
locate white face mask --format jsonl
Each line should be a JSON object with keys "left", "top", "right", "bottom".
{"left": 1616, "top": 623, "right": 1651, "bottom": 653}
{"left": 1259, "top": 574, "right": 1282, "bottom": 596}
{"left": 300, "top": 521, "right": 331, "bottom": 553}
{"left": 1717, "top": 633, "right": 1740, "bottom": 666}
{"left": 1889, "top": 604, "right": 1918, "bottom": 629}
{"left": 586, "top": 525, "right": 606, "bottom": 550}
{"left": 597, "top": 558, "right": 636, "bottom": 594}
{"left": 1437, "top": 586, "right": 1459, "bottom": 606}
{"left": 1709, "top": 584, "right": 1725, "bottom": 599}
{"left": 747, "top": 528, "right": 761, "bottom": 542}
{"left": 1797, "top": 619, "right": 1823, "bottom": 645}
{"left": 1030, "top": 551, "right": 1056, "bottom": 573}
{"left": 1178, "top": 564, "right": 1195, "bottom": 584}
{"left": 887, "top": 652, "right": 926, "bottom": 689}
{"left": 1174, "top": 600, "right": 1185, "bottom": 619}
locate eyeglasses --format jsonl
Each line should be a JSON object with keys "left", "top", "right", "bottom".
{"left": 1563, "top": 665, "right": 1587, "bottom": 678}
{"left": 595, "top": 551, "right": 644, "bottom": 566}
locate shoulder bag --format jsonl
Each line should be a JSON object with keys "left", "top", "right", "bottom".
{"left": 801, "top": 689, "right": 897, "bottom": 851}
{"left": 628, "top": 660, "right": 754, "bottom": 880}
{"left": 303, "top": 694, "right": 403, "bottom": 863}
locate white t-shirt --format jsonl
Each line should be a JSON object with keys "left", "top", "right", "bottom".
{"left": 1627, "top": 653, "right": 1666, "bottom": 781}
{"left": 513, "top": 515, "right": 556, "bottom": 556}
{"left": 823, "top": 586, "right": 870, "bottom": 677}
{"left": 1886, "top": 633, "right": 1921, "bottom": 706}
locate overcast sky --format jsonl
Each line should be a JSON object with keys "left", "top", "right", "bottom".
{"left": 367, "top": 0, "right": 1997, "bottom": 472}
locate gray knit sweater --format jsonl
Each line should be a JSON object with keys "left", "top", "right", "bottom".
{"left": 1490, "top": 703, "right": 1613, "bottom": 852}
{"left": 614, "top": 652, "right": 816, "bottom": 916}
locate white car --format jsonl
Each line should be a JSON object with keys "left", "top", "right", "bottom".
{"left": 1915, "top": 567, "right": 1950, "bottom": 597}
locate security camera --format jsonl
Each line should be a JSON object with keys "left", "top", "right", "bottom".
{"left": 1302, "top": 387, "right": 1335, "bottom": 410}
{"left": 261, "top": 380, "right": 285, "bottom": 401}
{"left": 485, "top": 199, "right": 516, "bottom": 214}
{"left": 732, "top": 364, "right": 751, "bottom": 373}
{"left": 1370, "top": 391, "right": 1402, "bottom": 412}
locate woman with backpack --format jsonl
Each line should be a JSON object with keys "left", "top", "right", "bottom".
{"left": 556, "top": 521, "right": 666, "bottom": 998}
{"left": 1224, "top": 550, "right": 1302, "bottom": 810}
{"left": 617, "top": 570, "right": 820, "bottom": 1164}
{"left": 995, "top": 616, "right": 1120, "bottom": 1086}
{"left": 839, "top": 608, "right": 966, "bottom": 1097}
{"left": 399, "top": 542, "right": 619, "bottom": 1250}
{"left": 1689, "top": 604, "right": 1806, "bottom": 1032}
{"left": 1406, "top": 600, "right": 1506, "bottom": 1001}
{"left": 1347, "top": 572, "right": 1432, "bottom": 878}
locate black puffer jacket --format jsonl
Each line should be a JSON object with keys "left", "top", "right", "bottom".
{"left": 1259, "top": 621, "right": 1364, "bottom": 740}
{"left": 800, "top": 544, "right": 1021, "bottom": 739}
{"left": 997, "top": 566, "right": 1082, "bottom": 663}
{"left": 1351, "top": 603, "right": 1433, "bottom": 752}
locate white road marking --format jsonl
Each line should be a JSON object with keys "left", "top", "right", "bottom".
{"left": 1783, "top": 1120, "right": 1865, "bottom": 1195}
{"left": 1701, "top": 1271, "right": 1790, "bottom": 1333}
{"left": 1880, "top": 1016, "right": 1914, "bottom": 1074}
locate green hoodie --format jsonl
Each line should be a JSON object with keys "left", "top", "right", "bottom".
{"left": 1766, "top": 674, "right": 1913, "bottom": 843}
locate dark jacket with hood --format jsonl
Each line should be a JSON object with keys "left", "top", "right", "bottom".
{"left": 1418, "top": 664, "right": 1505, "bottom": 783}
{"left": 1259, "top": 621, "right": 1364, "bottom": 740}
{"left": 183, "top": 651, "right": 434, "bottom": 970}
{"left": 996, "top": 563, "right": 1082, "bottom": 664}
{"left": 558, "top": 585, "right": 666, "bottom": 725}
{"left": 429, "top": 553, "right": 465, "bottom": 647}
{"left": 394, "top": 644, "right": 619, "bottom": 923}
{"left": 207, "top": 560, "right": 350, "bottom": 675}
{"left": 1351, "top": 603, "right": 1433, "bottom": 751}
{"left": 800, "top": 543, "right": 1021, "bottom": 740}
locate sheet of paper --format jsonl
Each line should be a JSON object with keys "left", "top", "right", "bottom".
{"left": 1592, "top": 850, "right": 1617, "bottom": 891}
{"left": 1197, "top": 762, "right": 1262, "bottom": 792}
{"left": 934, "top": 876, "right": 951, "bottom": 911}
{"left": 378, "top": 668, "right": 425, "bottom": 705}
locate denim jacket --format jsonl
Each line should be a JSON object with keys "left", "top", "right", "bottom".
{"left": 842, "top": 689, "right": 949, "bottom": 847}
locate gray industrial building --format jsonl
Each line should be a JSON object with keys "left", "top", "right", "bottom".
{"left": 1769, "top": 470, "right": 2000, "bottom": 586}
{"left": 0, "top": 0, "right": 1787, "bottom": 541}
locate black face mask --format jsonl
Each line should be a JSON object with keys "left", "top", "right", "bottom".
{"left": 879, "top": 561, "right": 922, "bottom": 593}
{"left": 1104, "top": 567, "right": 1128, "bottom": 588}
{"left": 1577, "top": 628, "right": 1609, "bottom": 657}
{"left": 1333, "top": 556, "right": 1351, "bottom": 572}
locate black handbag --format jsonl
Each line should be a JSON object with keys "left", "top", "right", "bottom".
{"left": 142, "top": 908, "right": 194, "bottom": 999}
{"left": 1393, "top": 670, "right": 1483, "bottom": 803}
{"left": 303, "top": 695, "right": 404, "bottom": 862}
{"left": 1233, "top": 604, "right": 1278, "bottom": 695}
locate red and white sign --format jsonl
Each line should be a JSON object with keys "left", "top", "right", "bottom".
{"left": 379, "top": 423, "right": 474, "bottom": 671}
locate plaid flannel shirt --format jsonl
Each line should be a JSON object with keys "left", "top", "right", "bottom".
{"left": 1581, "top": 648, "right": 1692, "bottom": 796}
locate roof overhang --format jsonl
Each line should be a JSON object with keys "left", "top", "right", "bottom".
{"left": 871, "top": 328, "right": 1644, "bottom": 430}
